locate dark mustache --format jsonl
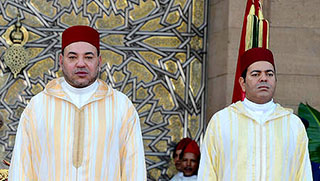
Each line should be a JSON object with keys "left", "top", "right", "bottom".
{"left": 74, "top": 69, "right": 88, "bottom": 73}
{"left": 184, "top": 167, "right": 193, "bottom": 171}
{"left": 256, "top": 82, "right": 270, "bottom": 88}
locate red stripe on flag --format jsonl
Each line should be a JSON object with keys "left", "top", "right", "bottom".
{"left": 232, "top": 0, "right": 254, "bottom": 103}
{"left": 254, "top": 0, "right": 260, "bottom": 16}
{"left": 262, "top": 20, "right": 268, "bottom": 48}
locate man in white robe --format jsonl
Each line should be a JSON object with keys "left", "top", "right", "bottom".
{"left": 197, "top": 48, "right": 312, "bottom": 180}
{"left": 9, "top": 25, "right": 146, "bottom": 180}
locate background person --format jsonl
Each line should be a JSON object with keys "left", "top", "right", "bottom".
{"left": 171, "top": 140, "right": 200, "bottom": 181}
{"left": 171, "top": 138, "right": 192, "bottom": 180}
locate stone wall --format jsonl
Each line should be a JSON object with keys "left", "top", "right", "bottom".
{"left": 207, "top": 0, "right": 320, "bottom": 121}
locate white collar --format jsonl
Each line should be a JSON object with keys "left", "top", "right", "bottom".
{"left": 61, "top": 78, "right": 98, "bottom": 95}
{"left": 61, "top": 78, "right": 98, "bottom": 108}
{"left": 243, "top": 98, "right": 275, "bottom": 114}
{"left": 242, "top": 98, "right": 276, "bottom": 124}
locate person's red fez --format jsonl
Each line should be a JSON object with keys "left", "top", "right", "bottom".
{"left": 184, "top": 141, "right": 200, "bottom": 157}
{"left": 62, "top": 25, "right": 100, "bottom": 52}
{"left": 240, "top": 48, "right": 275, "bottom": 74}
{"left": 176, "top": 138, "right": 192, "bottom": 150}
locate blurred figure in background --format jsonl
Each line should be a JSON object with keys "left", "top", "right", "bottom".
{"left": 172, "top": 140, "right": 200, "bottom": 181}
{"left": 171, "top": 138, "right": 192, "bottom": 180}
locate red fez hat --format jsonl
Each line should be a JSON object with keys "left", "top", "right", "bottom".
{"left": 176, "top": 138, "right": 192, "bottom": 150}
{"left": 240, "top": 48, "right": 275, "bottom": 74}
{"left": 184, "top": 141, "right": 200, "bottom": 157}
{"left": 62, "top": 25, "right": 100, "bottom": 52}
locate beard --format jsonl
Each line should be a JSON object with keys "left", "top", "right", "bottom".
{"left": 62, "top": 66, "right": 99, "bottom": 88}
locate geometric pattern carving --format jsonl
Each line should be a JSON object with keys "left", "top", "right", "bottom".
{"left": 0, "top": 0, "right": 208, "bottom": 179}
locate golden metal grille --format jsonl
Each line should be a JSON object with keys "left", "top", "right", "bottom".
{"left": 0, "top": 0, "right": 208, "bottom": 180}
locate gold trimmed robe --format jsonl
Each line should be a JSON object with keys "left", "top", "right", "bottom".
{"left": 197, "top": 101, "right": 312, "bottom": 181}
{"left": 9, "top": 78, "right": 146, "bottom": 181}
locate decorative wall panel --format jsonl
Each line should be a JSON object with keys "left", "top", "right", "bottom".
{"left": 0, "top": 0, "right": 208, "bottom": 180}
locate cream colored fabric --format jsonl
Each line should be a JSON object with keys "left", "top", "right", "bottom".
{"left": 197, "top": 101, "right": 312, "bottom": 181}
{"left": 9, "top": 78, "right": 146, "bottom": 181}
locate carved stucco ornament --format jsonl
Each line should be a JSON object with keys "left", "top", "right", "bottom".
{"left": 3, "top": 15, "right": 29, "bottom": 78}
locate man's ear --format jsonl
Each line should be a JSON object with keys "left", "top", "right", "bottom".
{"left": 98, "top": 55, "right": 102, "bottom": 66}
{"left": 59, "top": 53, "right": 63, "bottom": 66}
{"left": 239, "top": 77, "right": 246, "bottom": 92}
